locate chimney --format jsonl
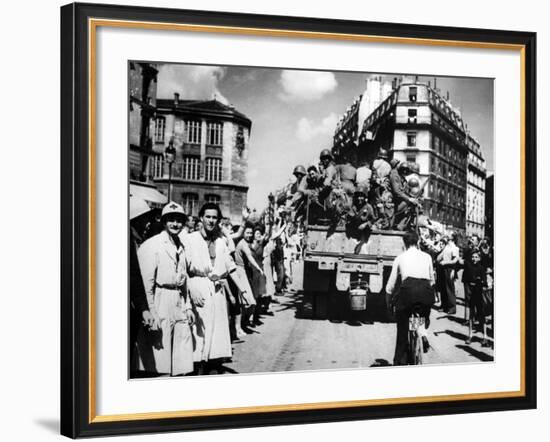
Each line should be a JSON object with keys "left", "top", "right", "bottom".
{"left": 434, "top": 77, "right": 437, "bottom": 91}
{"left": 174, "top": 92, "right": 180, "bottom": 105}
{"left": 446, "top": 91, "right": 450, "bottom": 100}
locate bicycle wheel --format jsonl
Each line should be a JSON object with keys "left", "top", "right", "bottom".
{"left": 408, "top": 330, "right": 423, "bottom": 365}
{"left": 414, "top": 331, "right": 423, "bottom": 365}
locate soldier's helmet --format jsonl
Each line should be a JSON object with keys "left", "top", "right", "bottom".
{"left": 398, "top": 161, "right": 412, "bottom": 173}
{"left": 390, "top": 158, "right": 401, "bottom": 169}
{"left": 378, "top": 148, "right": 389, "bottom": 159}
{"left": 293, "top": 165, "right": 307, "bottom": 176}
{"left": 161, "top": 201, "right": 186, "bottom": 222}
{"left": 319, "top": 148, "right": 333, "bottom": 160}
{"left": 410, "top": 162, "right": 420, "bottom": 174}
{"left": 407, "top": 175, "right": 420, "bottom": 189}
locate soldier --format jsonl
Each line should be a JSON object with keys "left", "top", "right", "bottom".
{"left": 300, "top": 165, "right": 322, "bottom": 197}
{"left": 137, "top": 202, "right": 194, "bottom": 376}
{"left": 319, "top": 148, "right": 338, "bottom": 189}
{"left": 390, "top": 162, "right": 422, "bottom": 230}
{"left": 287, "top": 165, "right": 307, "bottom": 202}
{"left": 347, "top": 190, "right": 376, "bottom": 250}
{"left": 294, "top": 165, "right": 324, "bottom": 221}
{"left": 372, "top": 148, "right": 392, "bottom": 186}
{"left": 370, "top": 151, "right": 395, "bottom": 229}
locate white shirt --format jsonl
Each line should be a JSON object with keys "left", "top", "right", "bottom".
{"left": 356, "top": 166, "right": 372, "bottom": 184}
{"left": 437, "top": 242, "right": 459, "bottom": 266}
{"left": 386, "top": 246, "right": 435, "bottom": 294}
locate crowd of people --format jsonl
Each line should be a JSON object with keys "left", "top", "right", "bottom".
{"left": 278, "top": 147, "right": 425, "bottom": 237}
{"left": 129, "top": 143, "right": 495, "bottom": 373}
{"left": 129, "top": 197, "right": 303, "bottom": 377}
{"left": 386, "top": 229, "right": 494, "bottom": 365}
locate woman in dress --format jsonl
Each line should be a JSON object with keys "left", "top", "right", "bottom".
{"left": 250, "top": 224, "right": 272, "bottom": 321}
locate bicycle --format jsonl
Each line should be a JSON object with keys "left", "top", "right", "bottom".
{"left": 407, "top": 304, "right": 426, "bottom": 365}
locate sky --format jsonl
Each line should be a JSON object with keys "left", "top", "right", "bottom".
{"left": 157, "top": 63, "right": 494, "bottom": 211}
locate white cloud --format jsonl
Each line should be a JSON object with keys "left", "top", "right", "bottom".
{"left": 156, "top": 65, "right": 229, "bottom": 104}
{"left": 279, "top": 70, "right": 337, "bottom": 101}
{"left": 296, "top": 113, "right": 338, "bottom": 142}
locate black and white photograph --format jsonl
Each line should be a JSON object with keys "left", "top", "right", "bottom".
{"left": 128, "top": 61, "right": 495, "bottom": 378}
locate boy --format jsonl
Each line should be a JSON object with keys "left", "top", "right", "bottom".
{"left": 463, "top": 251, "right": 490, "bottom": 347}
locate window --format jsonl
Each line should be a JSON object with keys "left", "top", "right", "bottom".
{"left": 406, "top": 154, "right": 416, "bottom": 164}
{"left": 409, "top": 86, "right": 417, "bottom": 102}
{"left": 181, "top": 193, "right": 199, "bottom": 216}
{"left": 207, "top": 122, "right": 223, "bottom": 146}
{"left": 433, "top": 135, "right": 440, "bottom": 152}
{"left": 181, "top": 156, "right": 200, "bottom": 180}
{"left": 154, "top": 117, "right": 166, "bottom": 143}
{"left": 235, "top": 126, "right": 244, "bottom": 153}
{"left": 205, "top": 194, "right": 221, "bottom": 204}
{"left": 205, "top": 158, "right": 222, "bottom": 182}
{"left": 407, "top": 131, "right": 417, "bottom": 147}
{"left": 185, "top": 120, "right": 202, "bottom": 144}
{"left": 408, "top": 108, "right": 417, "bottom": 124}
{"left": 151, "top": 154, "right": 164, "bottom": 178}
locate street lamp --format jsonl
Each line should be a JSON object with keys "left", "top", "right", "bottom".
{"left": 164, "top": 137, "right": 176, "bottom": 202}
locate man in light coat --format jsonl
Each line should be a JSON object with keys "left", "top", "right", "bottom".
{"left": 137, "top": 202, "right": 194, "bottom": 376}
{"left": 183, "top": 202, "right": 236, "bottom": 374}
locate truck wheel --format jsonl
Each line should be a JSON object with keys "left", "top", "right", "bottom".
{"left": 385, "top": 290, "right": 396, "bottom": 322}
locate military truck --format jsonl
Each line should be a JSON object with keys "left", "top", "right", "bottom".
{"left": 300, "top": 200, "right": 406, "bottom": 322}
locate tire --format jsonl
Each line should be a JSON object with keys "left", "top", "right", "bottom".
{"left": 407, "top": 330, "right": 423, "bottom": 365}
{"left": 414, "top": 333, "right": 423, "bottom": 365}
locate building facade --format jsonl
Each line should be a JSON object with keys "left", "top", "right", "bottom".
{"left": 334, "top": 77, "right": 470, "bottom": 234}
{"left": 129, "top": 62, "right": 158, "bottom": 183}
{"left": 466, "top": 134, "right": 486, "bottom": 238}
{"left": 151, "top": 94, "right": 252, "bottom": 223}
{"left": 485, "top": 173, "right": 494, "bottom": 242}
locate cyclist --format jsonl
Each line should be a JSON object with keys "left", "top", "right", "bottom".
{"left": 386, "top": 231, "right": 436, "bottom": 365}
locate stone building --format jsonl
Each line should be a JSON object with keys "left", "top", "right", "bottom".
{"left": 129, "top": 62, "right": 159, "bottom": 183}
{"left": 485, "top": 173, "right": 494, "bottom": 242}
{"left": 150, "top": 94, "right": 252, "bottom": 223}
{"left": 466, "top": 134, "right": 486, "bottom": 238}
{"left": 334, "top": 77, "right": 470, "bottom": 234}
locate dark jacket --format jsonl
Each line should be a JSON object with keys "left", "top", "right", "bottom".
{"left": 462, "top": 260, "right": 486, "bottom": 286}
{"left": 389, "top": 169, "right": 409, "bottom": 204}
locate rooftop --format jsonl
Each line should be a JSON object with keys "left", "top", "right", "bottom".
{"left": 156, "top": 97, "right": 252, "bottom": 128}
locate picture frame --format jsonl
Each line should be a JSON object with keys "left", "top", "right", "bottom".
{"left": 60, "top": 2, "right": 537, "bottom": 438}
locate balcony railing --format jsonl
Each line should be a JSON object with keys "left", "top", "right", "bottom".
{"left": 150, "top": 158, "right": 201, "bottom": 181}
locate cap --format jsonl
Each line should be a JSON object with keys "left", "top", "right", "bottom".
{"left": 161, "top": 201, "right": 186, "bottom": 222}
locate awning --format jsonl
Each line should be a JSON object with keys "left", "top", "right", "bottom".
{"left": 129, "top": 183, "right": 167, "bottom": 209}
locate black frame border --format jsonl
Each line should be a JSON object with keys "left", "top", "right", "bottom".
{"left": 60, "top": 2, "right": 537, "bottom": 438}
